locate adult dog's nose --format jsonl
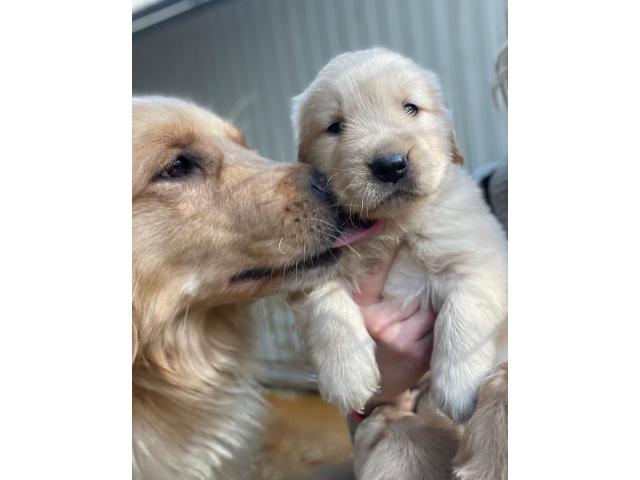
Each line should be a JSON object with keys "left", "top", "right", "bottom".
{"left": 309, "top": 168, "right": 336, "bottom": 205}
{"left": 369, "top": 153, "right": 408, "bottom": 183}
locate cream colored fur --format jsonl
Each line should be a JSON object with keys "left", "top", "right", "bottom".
{"left": 289, "top": 49, "right": 507, "bottom": 422}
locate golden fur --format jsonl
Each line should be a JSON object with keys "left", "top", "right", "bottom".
{"left": 132, "top": 97, "right": 348, "bottom": 479}
{"left": 353, "top": 364, "right": 508, "bottom": 480}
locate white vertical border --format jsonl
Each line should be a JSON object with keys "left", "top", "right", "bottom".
{"left": 0, "top": 2, "right": 131, "bottom": 479}
{"left": 511, "top": 1, "right": 640, "bottom": 478}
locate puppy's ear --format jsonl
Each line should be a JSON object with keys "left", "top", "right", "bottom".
{"left": 291, "top": 91, "right": 314, "bottom": 164}
{"left": 297, "top": 141, "right": 313, "bottom": 165}
{"left": 227, "top": 126, "right": 248, "bottom": 147}
{"left": 424, "top": 71, "right": 464, "bottom": 166}
{"left": 290, "top": 92, "right": 305, "bottom": 149}
{"left": 449, "top": 128, "right": 464, "bottom": 165}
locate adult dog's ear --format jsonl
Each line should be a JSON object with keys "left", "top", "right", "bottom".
{"left": 450, "top": 128, "right": 464, "bottom": 165}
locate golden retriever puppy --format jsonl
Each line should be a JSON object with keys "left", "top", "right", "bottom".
{"left": 353, "top": 381, "right": 460, "bottom": 480}
{"left": 354, "top": 406, "right": 459, "bottom": 480}
{"left": 353, "top": 365, "right": 507, "bottom": 480}
{"left": 289, "top": 49, "right": 508, "bottom": 421}
{"left": 132, "top": 97, "right": 353, "bottom": 480}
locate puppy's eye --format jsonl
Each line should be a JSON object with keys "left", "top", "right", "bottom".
{"left": 327, "top": 121, "right": 345, "bottom": 135}
{"left": 158, "top": 156, "right": 196, "bottom": 180}
{"left": 403, "top": 103, "right": 419, "bottom": 116}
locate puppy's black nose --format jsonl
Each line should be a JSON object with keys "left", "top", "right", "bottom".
{"left": 369, "top": 153, "right": 408, "bottom": 183}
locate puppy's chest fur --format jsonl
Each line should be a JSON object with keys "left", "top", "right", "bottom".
{"left": 338, "top": 230, "right": 432, "bottom": 304}
{"left": 293, "top": 166, "right": 507, "bottom": 418}
{"left": 337, "top": 166, "right": 506, "bottom": 313}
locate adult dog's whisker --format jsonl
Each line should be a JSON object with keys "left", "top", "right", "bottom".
{"left": 345, "top": 244, "right": 361, "bottom": 259}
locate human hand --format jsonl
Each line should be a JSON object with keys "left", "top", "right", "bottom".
{"left": 353, "top": 248, "right": 436, "bottom": 405}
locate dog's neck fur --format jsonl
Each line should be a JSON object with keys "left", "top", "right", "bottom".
{"left": 338, "top": 165, "right": 505, "bottom": 300}
{"left": 132, "top": 301, "right": 265, "bottom": 480}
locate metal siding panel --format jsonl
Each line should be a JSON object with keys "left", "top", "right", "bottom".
{"left": 227, "top": 1, "right": 261, "bottom": 140}
{"left": 335, "top": 0, "right": 357, "bottom": 50}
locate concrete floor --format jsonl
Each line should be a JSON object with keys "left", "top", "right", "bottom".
{"left": 253, "top": 390, "right": 354, "bottom": 480}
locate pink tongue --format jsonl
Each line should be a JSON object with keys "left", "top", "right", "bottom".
{"left": 331, "top": 220, "right": 386, "bottom": 248}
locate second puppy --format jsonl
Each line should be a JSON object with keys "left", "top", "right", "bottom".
{"left": 289, "top": 49, "right": 507, "bottom": 422}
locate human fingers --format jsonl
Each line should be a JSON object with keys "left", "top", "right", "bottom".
{"left": 411, "top": 332, "right": 434, "bottom": 371}
{"left": 397, "top": 304, "right": 436, "bottom": 341}
{"left": 363, "top": 297, "right": 421, "bottom": 340}
{"left": 376, "top": 305, "right": 433, "bottom": 351}
{"left": 353, "top": 246, "right": 400, "bottom": 307}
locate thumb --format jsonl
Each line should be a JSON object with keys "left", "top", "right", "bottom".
{"left": 353, "top": 245, "right": 399, "bottom": 307}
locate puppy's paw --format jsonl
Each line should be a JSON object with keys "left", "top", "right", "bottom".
{"left": 430, "top": 367, "right": 481, "bottom": 423}
{"left": 316, "top": 337, "right": 380, "bottom": 414}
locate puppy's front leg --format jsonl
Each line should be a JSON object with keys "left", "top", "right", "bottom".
{"left": 289, "top": 280, "right": 379, "bottom": 413}
{"left": 430, "top": 278, "right": 507, "bottom": 423}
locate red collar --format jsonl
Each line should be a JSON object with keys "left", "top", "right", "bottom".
{"left": 350, "top": 410, "right": 367, "bottom": 424}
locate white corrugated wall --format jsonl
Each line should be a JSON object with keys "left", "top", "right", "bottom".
{"left": 133, "top": 0, "right": 507, "bottom": 385}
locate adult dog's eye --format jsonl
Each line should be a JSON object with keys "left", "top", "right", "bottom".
{"left": 327, "top": 121, "right": 345, "bottom": 135}
{"left": 403, "top": 103, "right": 419, "bottom": 116}
{"left": 159, "top": 156, "right": 195, "bottom": 179}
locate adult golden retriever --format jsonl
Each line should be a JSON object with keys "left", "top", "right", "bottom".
{"left": 132, "top": 97, "right": 351, "bottom": 479}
